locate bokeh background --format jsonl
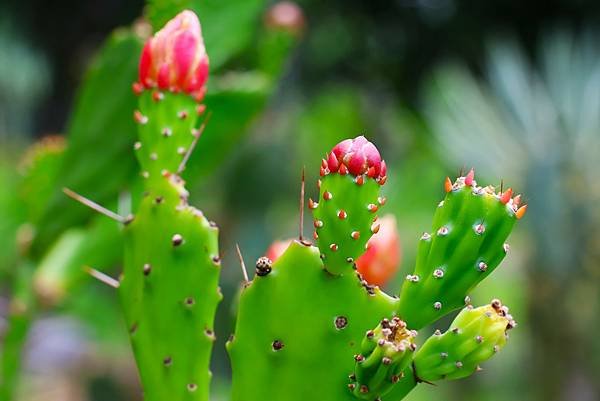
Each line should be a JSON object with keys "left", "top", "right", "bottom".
{"left": 1, "top": 1, "right": 599, "bottom": 400}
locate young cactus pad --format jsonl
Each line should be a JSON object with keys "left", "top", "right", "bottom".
{"left": 62, "top": 11, "right": 220, "bottom": 401}
{"left": 397, "top": 171, "right": 526, "bottom": 329}
{"left": 384, "top": 299, "right": 516, "bottom": 401}
{"left": 413, "top": 299, "right": 516, "bottom": 381}
{"left": 349, "top": 317, "right": 417, "bottom": 400}
{"left": 227, "top": 241, "right": 399, "bottom": 401}
{"left": 311, "top": 136, "right": 387, "bottom": 275}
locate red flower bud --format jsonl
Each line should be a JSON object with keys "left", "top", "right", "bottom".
{"left": 325, "top": 136, "right": 385, "bottom": 182}
{"left": 356, "top": 215, "right": 400, "bottom": 286}
{"left": 137, "top": 10, "right": 209, "bottom": 101}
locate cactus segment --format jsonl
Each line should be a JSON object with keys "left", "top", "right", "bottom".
{"left": 120, "top": 175, "right": 221, "bottom": 401}
{"left": 117, "top": 12, "right": 219, "bottom": 400}
{"left": 350, "top": 317, "right": 416, "bottom": 400}
{"left": 134, "top": 90, "right": 202, "bottom": 181}
{"left": 312, "top": 136, "right": 386, "bottom": 275}
{"left": 228, "top": 241, "right": 399, "bottom": 401}
{"left": 397, "top": 172, "right": 522, "bottom": 329}
{"left": 412, "top": 300, "right": 515, "bottom": 382}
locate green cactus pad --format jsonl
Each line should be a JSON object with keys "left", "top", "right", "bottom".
{"left": 412, "top": 300, "right": 515, "bottom": 381}
{"left": 350, "top": 317, "right": 417, "bottom": 400}
{"left": 397, "top": 175, "right": 518, "bottom": 329}
{"left": 134, "top": 91, "right": 202, "bottom": 182}
{"left": 228, "top": 240, "right": 402, "bottom": 401}
{"left": 312, "top": 173, "right": 383, "bottom": 275}
{"left": 120, "top": 174, "right": 221, "bottom": 401}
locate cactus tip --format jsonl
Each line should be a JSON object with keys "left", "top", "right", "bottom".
{"left": 444, "top": 176, "right": 452, "bottom": 192}
{"left": 515, "top": 204, "right": 527, "bottom": 219}
{"left": 464, "top": 168, "right": 475, "bottom": 186}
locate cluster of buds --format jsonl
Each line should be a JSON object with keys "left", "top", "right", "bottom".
{"left": 444, "top": 169, "right": 527, "bottom": 219}
{"left": 321, "top": 136, "right": 387, "bottom": 185}
{"left": 350, "top": 317, "right": 417, "bottom": 400}
{"left": 134, "top": 10, "right": 209, "bottom": 101}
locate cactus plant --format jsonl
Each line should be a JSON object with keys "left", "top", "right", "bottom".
{"left": 229, "top": 136, "right": 526, "bottom": 401}
{"left": 64, "top": 11, "right": 221, "bottom": 401}
{"left": 49, "top": 8, "right": 526, "bottom": 401}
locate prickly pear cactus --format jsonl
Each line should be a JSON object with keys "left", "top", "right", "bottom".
{"left": 120, "top": 11, "right": 220, "bottom": 401}
{"left": 387, "top": 299, "right": 517, "bottom": 400}
{"left": 349, "top": 317, "right": 416, "bottom": 400}
{"left": 228, "top": 136, "right": 400, "bottom": 401}
{"left": 228, "top": 241, "right": 398, "bottom": 401}
{"left": 229, "top": 136, "right": 525, "bottom": 401}
{"left": 397, "top": 171, "right": 527, "bottom": 329}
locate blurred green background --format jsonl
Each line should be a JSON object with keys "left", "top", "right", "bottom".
{"left": 0, "top": 1, "right": 599, "bottom": 400}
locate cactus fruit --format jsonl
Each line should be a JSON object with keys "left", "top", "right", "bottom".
{"left": 355, "top": 215, "right": 400, "bottom": 287}
{"left": 397, "top": 171, "right": 526, "bottom": 329}
{"left": 136, "top": 10, "right": 208, "bottom": 101}
{"left": 412, "top": 299, "right": 516, "bottom": 382}
{"left": 312, "top": 136, "right": 387, "bottom": 275}
{"left": 349, "top": 317, "right": 417, "bottom": 400}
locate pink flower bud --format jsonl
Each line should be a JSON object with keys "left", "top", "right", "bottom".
{"left": 356, "top": 215, "right": 400, "bottom": 286}
{"left": 265, "top": 1, "right": 305, "bottom": 36}
{"left": 325, "top": 136, "right": 386, "bottom": 183}
{"left": 137, "top": 10, "right": 209, "bottom": 100}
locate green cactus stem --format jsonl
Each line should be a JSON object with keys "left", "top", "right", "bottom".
{"left": 120, "top": 172, "right": 221, "bottom": 401}
{"left": 413, "top": 299, "right": 515, "bottom": 381}
{"left": 349, "top": 317, "right": 417, "bottom": 400}
{"left": 311, "top": 136, "right": 387, "bottom": 275}
{"left": 397, "top": 170, "right": 526, "bottom": 329}
{"left": 383, "top": 300, "right": 516, "bottom": 401}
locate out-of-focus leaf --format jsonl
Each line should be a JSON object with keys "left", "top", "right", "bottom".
{"left": 18, "top": 136, "right": 66, "bottom": 225}
{"left": 33, "top": 216, "right": 122, "bottom": 308}
{"left": 146, "top": 0, "right": 268, "bottom": 71}
{"left": 145, "top": 0, "right": 192, "bottom": 30}
{"left": 32, "top": 30, "right": 142, "bottom": 256}
{"left": 0, "top": 149, "right": 25, "bottom": 279}
{"left": 193, "top": 0, "right": 267, "bottom": 71}
{"left": 184, "top": 72, "right": 270, "bottom": 181}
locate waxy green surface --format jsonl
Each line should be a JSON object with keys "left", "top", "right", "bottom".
{"left": 313, "top": 174, "right": 382, "bottom": 276}
{"left": 121, "top": 177, "right": 221, "bottom": 401}
{"left": 398, "top": 183, "right": 517, "bottom": 329}
{"left": 228, "top": 241, "right": 406, "bottom": 401}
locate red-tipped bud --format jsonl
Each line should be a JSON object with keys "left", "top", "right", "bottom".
{"left": 326, "top": 136, "right": 385, "bottom": 182}
{"left": 137, "top": 10, "right": 209, "bottom": 101}
{"left": 444, "top": 177, "right": 452, "bottom": 193}
{"left": 464, "top": 168, "right": 475, "bottom": 186}
{"left": 356, "top": 215, "right": 400, "bottom": 286}
{"left": 500, "top": 188, "right": 513, "bottom": 204}
{"left": 513, "top": 194, "right": 522, "bottom": 207}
